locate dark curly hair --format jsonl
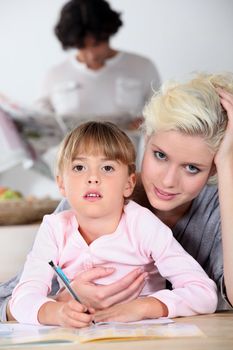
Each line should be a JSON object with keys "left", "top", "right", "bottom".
{"left": 55, "top": 0, "right": 123, "bottom": 49}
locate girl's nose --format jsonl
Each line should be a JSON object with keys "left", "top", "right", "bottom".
{"left": 88, "top": 179, "right": 99, "bottom": 184}
{"left": 87, "top": 171, "right": 100, "bottom": 184}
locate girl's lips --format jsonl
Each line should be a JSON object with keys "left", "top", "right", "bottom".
{"left": 83, "top": 191, "right": 102, "bottom": 201}
{"left": 153, "top": 186, "right": 178, "bottom": 201}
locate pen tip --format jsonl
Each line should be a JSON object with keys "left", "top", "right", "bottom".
{"left": 48, "top": 260, "right": 54, "bottom": 267}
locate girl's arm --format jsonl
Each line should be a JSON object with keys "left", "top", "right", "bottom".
{"left": 215, "top": 88, "right": 233, "bottom": 306}
{"left": 95, "top": 211, "right": 217, "bottom": 323}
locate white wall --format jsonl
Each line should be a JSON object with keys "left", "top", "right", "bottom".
{"left": 0, "top": 0, "right": 233, "bottom": 197}
{"left": 0, "top": 0, "right": 232, "bottom": 104}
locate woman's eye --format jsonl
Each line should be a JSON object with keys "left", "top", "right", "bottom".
{"left": 103, "top": 165, "right": 114, "bottom": 172}
{"left": 154, "top": 151, "right": 166, "bottom": 160}
{"left": 73, "top": 165, "right": 85, "bottom": 172}
{"left": 186, "top": 164, "right": 200, "bottom": 174}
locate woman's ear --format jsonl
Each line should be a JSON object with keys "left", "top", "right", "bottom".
{"left": 124, "top": 173, "right": 137, "bottom": 198}
{"left": 56, "top": 175, "right": 66, "bottom": 197}
{"left": 209, "top": 163, "right": 217, "bottom": 177}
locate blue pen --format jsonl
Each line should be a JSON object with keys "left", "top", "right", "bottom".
{"left": 48, "top": 261, "right": 95, "bottom": 324}
{"left": 48, "top": 260, "right": 95, "bottom": 324}
{"left": 48, "top": 260, "right": 81, "bottom": 302}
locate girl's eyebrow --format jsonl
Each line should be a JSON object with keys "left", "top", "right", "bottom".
{"left": 72, "top": 156, "right": 115, "bottom": 161}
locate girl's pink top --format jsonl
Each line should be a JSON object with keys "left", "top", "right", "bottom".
{"left": 10, "top": 201, "right": 217, "bottom": 324}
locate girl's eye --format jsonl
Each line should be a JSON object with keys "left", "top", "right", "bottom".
{"left": 186, "top": 164, "right": 200, "bottom": 174}
{"left": 153, "top": 151, "right": 166, "bottom": 160}
{"left": 73, "top": 165, "right": 85, "bottom": 172}
{"left": 102, "top": 165, "right": 114, "bottom": 172}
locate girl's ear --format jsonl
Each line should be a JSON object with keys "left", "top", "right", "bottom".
{"left": 56, "top": 175, "right": 66, "bottom": 197}
{"left": 124, "top": 173, "right": 137, "bottom": 198}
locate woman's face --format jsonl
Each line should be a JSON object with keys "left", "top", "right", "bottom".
{"left": 141, "top": 130, "right": 216, "bottom": 214}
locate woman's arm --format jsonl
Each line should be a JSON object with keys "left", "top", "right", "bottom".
{"left": 55, "top": 267, "right": 147, "bottom": 309}
{"left": 95, "top": 297, "right": 168, "bottom": 323}
{"left": 215, "top": 88, "right": 233, "bottom": 306}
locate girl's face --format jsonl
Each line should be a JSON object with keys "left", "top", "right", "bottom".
{"left": 57, "top": 153, "right": 135, "bottom": 222}
{"left": 141, "top": 130, "right": 216, "bottom": 215}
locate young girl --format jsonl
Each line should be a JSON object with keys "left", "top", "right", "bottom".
{"left": 10, "top": 121, "right": 217, "bottom": 327}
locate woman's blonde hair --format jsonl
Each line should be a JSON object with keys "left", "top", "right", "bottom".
{"left": 143, "top": 72, "right": 233, "bottom": 184}
{"left": 56, "top": 121, "right": 136, "bottom": 176}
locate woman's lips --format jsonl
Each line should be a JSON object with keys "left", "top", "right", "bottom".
{"left": 153, "top": 186, "right": 178, "bottom": 201}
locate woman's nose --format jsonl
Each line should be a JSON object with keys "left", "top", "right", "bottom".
{"left": 162, "top": 166, "right": 178, "bottom": 188}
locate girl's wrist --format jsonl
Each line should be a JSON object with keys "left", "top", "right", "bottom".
{"left": 38, "top": 300, "right": 60, "bottom": 325}
{"left": 142, "top": 297, "right": 168, "bottom": 319}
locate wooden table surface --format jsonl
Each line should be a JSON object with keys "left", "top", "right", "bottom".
{"left": 4, "top": 311, "right": 233, "bottom": 350}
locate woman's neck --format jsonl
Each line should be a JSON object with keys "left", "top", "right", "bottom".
{"left": 153, "top": 201, "right": 192, "bottom": 229}
{"left": 132, "top": 174, "right": 192, "bottom": 229}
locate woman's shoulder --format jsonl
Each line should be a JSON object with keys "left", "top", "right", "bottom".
{"left": 193, "top": 184, "right": 219, "bottom": 211}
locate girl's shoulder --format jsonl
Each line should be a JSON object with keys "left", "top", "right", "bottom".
{"left": 43, "top": 210, "right": 78, "bottom": 239}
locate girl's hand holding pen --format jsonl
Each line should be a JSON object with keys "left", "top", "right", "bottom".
{"left": 56, "top": 300, "right": 95, "bottom": 328}
{"left": 46, "top": 261, "right": 95, "bottom": 327}
{"left": 38, "top": 299, "right": 95, "bottom": 328}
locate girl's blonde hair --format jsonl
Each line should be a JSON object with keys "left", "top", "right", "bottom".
{"left": 143, "top": 73, "right": 233, "bottom": 184}
{"left": 56, "top": 121, "right": 136, "bottom": 176}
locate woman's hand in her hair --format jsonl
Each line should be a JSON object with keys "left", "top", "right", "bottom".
{"left": 54, "top": 267, "right": 147, "bottom": 310}
{"left": 215, "top": 88, "right": 233, "bottom": 167}
{"left": 215, "top": 87, "right": 233, "bottom": 306}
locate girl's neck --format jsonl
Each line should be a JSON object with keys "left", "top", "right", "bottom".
{"left": 77, "top": 210, "right": 123, "bottom": 245}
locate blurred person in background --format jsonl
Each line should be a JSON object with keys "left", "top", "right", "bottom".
{"left": 36, "top": 0, "right": 160, "bottom": 130}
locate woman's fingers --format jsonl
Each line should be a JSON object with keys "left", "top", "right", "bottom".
{"left": 96, "top": 268, "right": 146, "bottom": 299}
{"left": 216, "top": 88, "right": 233, "bottom": 115}
{"left": 77, "top": 267, "right": 115, "bottom": 283}
{"left": 216, "top": 87, "right": 233, "bottom": 104}
{"left": 96, "top": 272, "right": 147, "bottom": 308}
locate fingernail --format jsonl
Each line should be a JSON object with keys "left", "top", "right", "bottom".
{"left": 137, "top": 267, "right": 144, "bottom": 273}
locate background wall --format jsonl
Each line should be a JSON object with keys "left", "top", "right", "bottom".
{"left": 0, "top": 0, "right": 233, "bottom": 198}
{"left": 0, "top": 0, "right": 233, "bottom": 104}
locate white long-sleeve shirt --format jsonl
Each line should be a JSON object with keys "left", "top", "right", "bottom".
{"left": 10, "top": 201, "right": 217, "bottom": 324}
